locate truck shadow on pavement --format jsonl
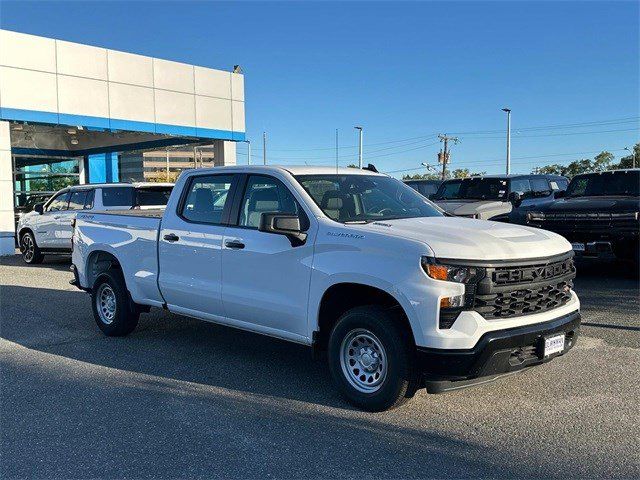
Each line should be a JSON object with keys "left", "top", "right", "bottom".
{"left": 0, "top": 285, "right": 550, "bottom": 479}
{"left": 0, "top": 253, "right": 72, "bottom": 272}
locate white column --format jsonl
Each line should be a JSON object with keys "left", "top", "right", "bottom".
{"left": 212, "top": 140, "right": 237, "bottom": 166}
{"left": 0, "top": 121, "right": 15, "bottom": 255}
{"left": 78, "top": 156, "right": 87, "bottom": 184}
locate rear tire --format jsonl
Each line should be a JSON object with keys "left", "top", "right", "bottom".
{"left": 328, "top": 305, "right": 419, "bottom": 412}
{"left": 20, "top": 231, "right": 44, "bottom": 264}
{"left": 91, "top": 270, "right": 139, "bottom": 336}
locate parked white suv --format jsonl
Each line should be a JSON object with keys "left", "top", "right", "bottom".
{"left": 71, "top": 166, "right": 581, "bottom": 411}
{"left": 17, "top": 182, "right": 173, "bottom": 264}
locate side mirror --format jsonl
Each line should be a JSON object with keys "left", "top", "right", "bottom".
{"left": 259, "top": 213, "right": 307, "bottom": 246}
{"left": 554, "top": 190, "right": 566, "bottom": 199}
{"left": 34, "top": 203, "right": 45, "bottom": 214}
{"left": 508, "top": 192, "right": 522, "bottom": 207}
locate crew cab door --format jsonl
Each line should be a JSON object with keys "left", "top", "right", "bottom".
{"left": 158, "top": 173, "right": 237, "bottom": 317}
{"left": 38, "top": 190, "right": 70, "bottom": 247}
{"left": 221, "top": 174, "right": 315, "bottom": 339}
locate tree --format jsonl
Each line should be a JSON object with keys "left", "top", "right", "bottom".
{"left": 451, "top": 168, "right": 486, "bottom": 179}
{"left": 532, "top": 150, "right": 617, "bottom": 177}
{"left": 613, "top": 143, "right": 639, "bottom": 169}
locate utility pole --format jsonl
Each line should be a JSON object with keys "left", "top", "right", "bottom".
{"left": 502, "top": 107, "right": 511, "bottom": 174}
{"left": 437, "top": 134, "right": 458, "bottom": 180}
{"left": 335, "top": 129, "right": 339, "bottom": 173}
{"left": 245, "top": 140, "right": 251, "bottom": 165}
{"left": 354, "top": 126, "right": 363, "bottom": 168}
{"left": 262, "top": 132, "right": 267, "bottom": 165}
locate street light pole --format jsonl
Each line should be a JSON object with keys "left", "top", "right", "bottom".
{"left": 262, "top": 132, "right": 267, "bottom": 165}
{"left": 624, "top": 146, "right": 637, "bottom": 168}
{"left": 354, "top": 126, "right": 363, "bottom": 168}
{"left": 502, "top": 108, "right": 511, "bottom": 175}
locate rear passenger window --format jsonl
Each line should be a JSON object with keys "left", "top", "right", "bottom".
{"left": 530, "top": 178, "right": 551, "bottom": 196}
{"left": 510, "top": 179, "right": 531, "bottom": 194}
{"left": 68, "top": 190, "right": 88, "bottom": 210}
{"left": 102, "top": 187, "right": 134, "bottom": 207}
{"left": 181, "top": 175, "right": 234, "bottom": 224}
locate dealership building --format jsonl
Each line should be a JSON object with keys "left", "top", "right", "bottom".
{"left": 0, "top": 29, "right": 246, "bottom": 255}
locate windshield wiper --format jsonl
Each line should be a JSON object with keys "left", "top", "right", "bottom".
{"left": 343, "top": 220, "right": 371, "bottom": 224}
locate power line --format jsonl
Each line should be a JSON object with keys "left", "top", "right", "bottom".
{"left": 243, "top": 116, "right": 639, "bottom": 154}
{"left": 384, "top": 148, "right": 630, "bottom": 174}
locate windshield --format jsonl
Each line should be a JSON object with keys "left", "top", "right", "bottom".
{"left": 566, "top": 171, "right": 639, "bottom": 197}
{"left": 295, "top": 174, "right": 443, "bottom": 223}
{"left": 433, "top": 178, "right": 508, "bottom": 200}
{"left": 135, "top": 186, "right": 173, "bottom": 206}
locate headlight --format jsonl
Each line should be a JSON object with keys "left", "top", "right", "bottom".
{"left": 421, "top": 257, "right": 478, "bottom": 284}
{"left": 526, "top": 212, "right": 545, "bottom": 222}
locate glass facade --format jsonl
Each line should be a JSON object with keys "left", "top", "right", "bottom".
{"left": 13, "top": 155, "right": 80, "bottom": 211}
{"left": 119, "top": 146, "right": 218, "bottom": 183}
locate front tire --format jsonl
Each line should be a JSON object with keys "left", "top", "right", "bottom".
{"left": 20, "top": 231, "right": 44, "bottom": 264}
{"left": 328, "top": 306, "right": 419, "bottom": 411}
{"left": 91, "top": 270, "right": 139, "bottom": 336}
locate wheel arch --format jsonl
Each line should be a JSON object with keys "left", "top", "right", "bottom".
{"left": 17, "top": 226, "right": 35, "bottom": 242}
{"left": 313, "top": 281, "right": 417, "bottom": 352}
{"left": 85, "top": 249, "right": 123, "bottom": 290}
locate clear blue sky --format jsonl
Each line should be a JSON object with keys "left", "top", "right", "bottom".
{"left": 1, "top": 1, "right": 638, "bottom": 176}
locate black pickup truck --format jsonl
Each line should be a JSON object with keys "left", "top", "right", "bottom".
{"left": 526, "top": 169, "right": 639, "bottom": 263}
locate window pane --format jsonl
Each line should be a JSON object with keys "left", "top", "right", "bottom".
{"left": 102, "top": 187, "right": 134, "bottom": 207}
{"left": 135, "top": 186, "right": 173, "bottom": 207}
{"left": 530, "top": 178, "right": 550, "bottom": 193}
{"left": 510, "top": 179, "right": 531, "bottom": 193}
{"left": 297, "top": 175, "right": 442, "bottom": 223}
{"left": 84, "top": 190, "right": 95, "bottom": 209}
{"left": 68, "top": 191, "right": 88, "bottom": 210}
{"left": 239, "top": 176, "right": 299, "bottom": 228}
{"left": 181, "top": 175, "right": 234, "bottom": 224}
{"left": 47, "top": 192, "right": 71, "bottom": 211}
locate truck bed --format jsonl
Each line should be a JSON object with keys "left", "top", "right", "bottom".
{"left": 73, "top": 211, "right": 164, "bottom": 307}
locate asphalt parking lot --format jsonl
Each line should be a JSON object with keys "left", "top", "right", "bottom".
{"left": 1, "top": 254, "right": 639, "bottom": 479}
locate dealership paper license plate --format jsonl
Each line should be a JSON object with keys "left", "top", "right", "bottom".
{"left": 544, "top": 334, "right": 565, "bottom": 357}
{"left": 571, "top": 242, "right": 585, "bottom": 252}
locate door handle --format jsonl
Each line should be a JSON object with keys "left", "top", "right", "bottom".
{"left": 224, "top": 240, "right": 245, "bottom": 249}
{"left": 163, "top": 233, "right": 180, "bottom": 242}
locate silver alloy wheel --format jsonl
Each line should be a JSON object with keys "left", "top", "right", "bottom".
{"left": 22, "top": 234, "right": 34, "bottom": 262}
{"left": 96, "top": 283, "right": 117, "bottom": 325}
{"left": 340, "top": 329, "right": 387, "bottom": 393}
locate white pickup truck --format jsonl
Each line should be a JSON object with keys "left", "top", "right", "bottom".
{"left": 71, "top": 166, "right": 581, "bottom": 411}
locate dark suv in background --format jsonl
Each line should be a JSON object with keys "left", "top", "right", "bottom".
{"left": 431, "top": 174, "right": 569, "bottom": 222}
{"left": 403, "top": 179, "right": 442, "bottom": 198}
{"left": 526, "top": 169, "right": 639, "bottom": 263}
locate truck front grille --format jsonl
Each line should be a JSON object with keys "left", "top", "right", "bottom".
{"left": 540, "top": 212, "right": 639, "bottom": 233}
{"left": 470, "top": 253, "right": 576, "bottom": 320}
{"left": 474, "top": 280, "right": 573, "bottom": 319}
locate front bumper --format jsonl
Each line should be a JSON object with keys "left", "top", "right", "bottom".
{"left": 417, "top": 310, "right": 580, "bottom": 393}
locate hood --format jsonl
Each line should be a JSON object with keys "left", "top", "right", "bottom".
{"left": 544, "top": 196, "right": 640, "bottom": 213}
{"left": 358, "top": 216, "right": 571, "bottom": 261}
{"left": 434, "top": 200, "right": 512, "bottom": 220}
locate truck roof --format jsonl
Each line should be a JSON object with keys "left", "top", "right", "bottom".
{"left": 183, "top": 165, "right": 387, "bottom": 176}
{"left": 442, "top": 173, "right": 567, "bottom": 182}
